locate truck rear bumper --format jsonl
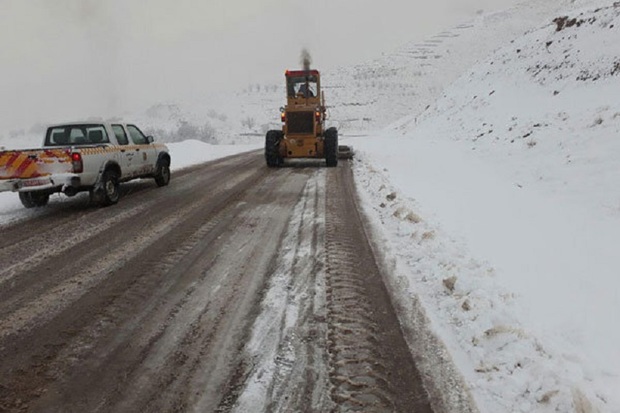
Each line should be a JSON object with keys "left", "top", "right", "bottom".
{"left": 0, "top": 174, "right": 80, "bottom": 193}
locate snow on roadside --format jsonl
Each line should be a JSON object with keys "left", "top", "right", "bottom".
{"left": 350, "top": 2, "right": 620, "bottom": 412}
{"left": 0, "top": 141, "right": 260, "bottom": 226}
{"left": 167, "top": 140, "right": 260, "bottom": 170}
{"left": 352, "top": 145, "right": 603, "bottom": 413}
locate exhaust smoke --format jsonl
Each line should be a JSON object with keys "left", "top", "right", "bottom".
{"left": 300, "top": 48, "right": 312, "bottom": 71}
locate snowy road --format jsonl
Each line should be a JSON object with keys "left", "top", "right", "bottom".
{"left": 0, "top": 152, "right": 434, "bottom": 412}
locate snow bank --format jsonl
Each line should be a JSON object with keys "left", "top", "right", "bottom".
{"left": 167, "top": 140, "right": 260, "bottom": 170}
{"left": 352, "top": 1, "right": 620, "bottom": 411}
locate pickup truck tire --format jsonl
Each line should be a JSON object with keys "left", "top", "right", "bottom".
{"left": 100, "top": 170, "right": 120, "bottom": 206}
{"left": 154, "top": 160, "right": 171, "bottom": 187}
{"left": 19, "top": 191, "right": 50, "bottom": 208}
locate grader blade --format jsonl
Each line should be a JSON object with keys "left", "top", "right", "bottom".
{"left": 338, "top": 145, "right": 354, "bottom": 160}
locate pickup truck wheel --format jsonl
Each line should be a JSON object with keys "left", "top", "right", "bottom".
{"left": 154, "top": 161, "right": 170, "bottom": 187}
{"left": 19, "top": 191, "right": 50, "bottom": 208}
{"left": 100, "top": 170, "right": 120, "bottom": 206}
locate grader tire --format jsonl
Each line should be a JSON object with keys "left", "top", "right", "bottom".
{"left": 265, "top": 130, "right": 283, "bottom": 167}
{"left": 325, "top": 127, "right": 338, "bottom": 167}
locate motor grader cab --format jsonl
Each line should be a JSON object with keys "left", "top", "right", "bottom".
{"left": 264, "top": 69, "right": 339, "bottom": 167}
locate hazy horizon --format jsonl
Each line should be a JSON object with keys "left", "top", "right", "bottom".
{"left": 1, "top": 0, "right": 525, "bottom": 133}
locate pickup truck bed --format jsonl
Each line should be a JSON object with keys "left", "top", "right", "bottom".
{"left": 0, "top": 122, "right": 171, "bottom": 208}
{"left": 0, "top": 148, "right": 73, "bottom": 184}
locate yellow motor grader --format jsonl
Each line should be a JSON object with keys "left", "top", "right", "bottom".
{"left": 265, "top": 69, "right": 347, "bottom": 167}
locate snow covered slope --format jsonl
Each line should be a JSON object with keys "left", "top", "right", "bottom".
{"left": 0, "top": 1, "right": 577, "bottom": 148}
{"left": 352, "top": 1, "right": 620, "bottom": 411}
{"left": 323, "top": 0, "right": 582, "bottom": 134}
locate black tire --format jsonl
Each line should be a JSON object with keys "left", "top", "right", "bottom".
{"left": 19, "top": 191, "right": 50, "bottom": 208}
{"left": 324, "top": 127, "right": 338, "bottom": 167}
{"left": 265, "top": 130, "right": 283, "bottom": 167}
{"left": 99, "top": 169, "right": 120, "bottom": 206}
{"left": 154, "top": 158, "right": 171, "bottom": 187}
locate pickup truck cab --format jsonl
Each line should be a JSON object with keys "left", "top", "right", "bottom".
{"left": 0, "top": 122, "right": 171, "bottom": 208}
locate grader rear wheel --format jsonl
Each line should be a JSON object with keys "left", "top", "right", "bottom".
{"left": 324, "top": 127, "right": 338, "bottom": 167}
{"left": 265, "top": 130, "right": 283, "bottom": 167}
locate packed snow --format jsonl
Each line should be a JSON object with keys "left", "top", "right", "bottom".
{"left": 1, "top": 0, "right": 618, "bottom": 412}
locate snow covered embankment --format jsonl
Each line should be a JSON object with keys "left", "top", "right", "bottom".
{"left": 353, "top": 2, "right": 620, "bottom": 413}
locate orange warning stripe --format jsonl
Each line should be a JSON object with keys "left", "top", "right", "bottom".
{"left": 1, "top": 145, "right": 168, "bottom": 180}
{"left": 0, "top": 149, "right": 72, "bottom": 179}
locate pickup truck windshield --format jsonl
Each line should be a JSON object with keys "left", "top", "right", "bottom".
{"left": 45, "top": 124, "right": 110, "bottom": 146}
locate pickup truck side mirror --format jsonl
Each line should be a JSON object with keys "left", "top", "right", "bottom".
{"left": 146, "top": 135, "right": 154, "bottom": 144}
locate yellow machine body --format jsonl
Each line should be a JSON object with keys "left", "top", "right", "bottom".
{"left": 265, "top": 68, "right": 339, "bottom": 167}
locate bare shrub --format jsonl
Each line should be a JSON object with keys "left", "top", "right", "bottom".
{"left": 443, "top": 276, "right": 457, "bottom": 293}
{"left": 241, "top": 117, "right": 256, "bottom": 130}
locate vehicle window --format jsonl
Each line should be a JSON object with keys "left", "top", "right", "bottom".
{"left": 127, "top": 125, "right": 147, "bottom": 145}
{"left": 45, "top": 124, "right": 109, "bottom": 146}
{"left": 85, "top": 126, "right": 109, "bottom": 144}
{"left": 287, "top": 75, "right": 318, "bottom": 98}
{"left": 69, "top": 128, "right": 86, "bottom": 143}
{"left": 112, "top": 125, "right": 129, "bottom": 145}
{"left": 46, "top": 127, "right": 69, "bottom": 146}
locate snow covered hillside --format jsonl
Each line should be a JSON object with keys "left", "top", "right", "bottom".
{"left": 0, "top": 1, "right": 576, "bottom": 149}
{"left": 130, "top": 0, "right": 590, "bottom": 143}
{"left": 351, "top": 1, "right": 620, "bottom": 412}
{"left": 325, "top": 0, "right": 585, "bottom": 133}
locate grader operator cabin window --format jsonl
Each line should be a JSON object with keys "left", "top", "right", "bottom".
{"left": 287, "top": 75, "right": 318, "bottom": 98}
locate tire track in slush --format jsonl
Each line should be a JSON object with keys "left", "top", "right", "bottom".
{"left": 0, "top": 154, "right": 258, "bottom": 291}
{"left": 0, "top": 155, "right": 268, "bottom": 412}
{"left": 0, "top": 154, "right": 436, "bottom": 413}
{"left": 324, "top": 162, "right": 434, "bottom": 413}
{"left": 260, "top": 170, "right": 329, "bottom": 411}
{"left": 22, "top": 163, "right": 308, "bottom": 413}
{"left": 0, "top": 163, "right": 263, "bottom": 341}
{"left": 229, "top": 169, "right": 332, "bottom": 413}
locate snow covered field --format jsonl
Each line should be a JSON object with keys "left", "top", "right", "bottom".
{"left": 349, "top": 1, "right": 620, "bottom": 411}
{"left": 1, "top": 0, "right": 618, "bottom": 412}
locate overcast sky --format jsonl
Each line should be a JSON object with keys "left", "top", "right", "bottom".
{"left": 0, "top": 0, "right": 524, "bottom": 132}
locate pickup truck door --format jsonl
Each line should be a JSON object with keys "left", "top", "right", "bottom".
{"left": 111, "top": 124, "right": 136, "bottom": 177}
{"left": 126, "top": 124, "right": 157, "bottom": 176}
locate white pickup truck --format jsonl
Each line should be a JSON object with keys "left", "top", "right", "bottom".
{"left": 0, "top": 122, "right": 171, "bottom": 208}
